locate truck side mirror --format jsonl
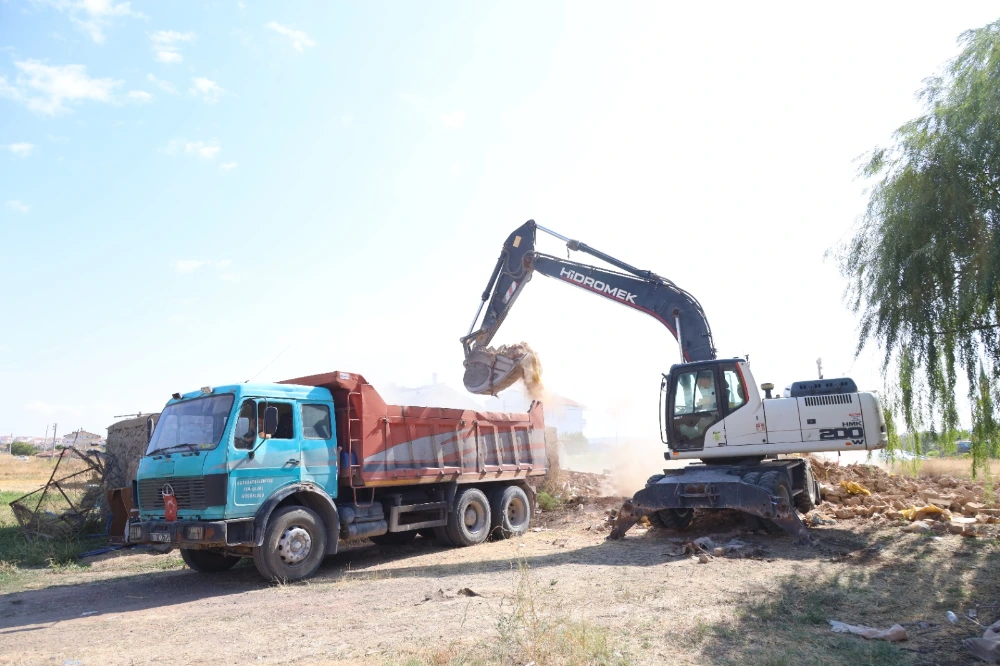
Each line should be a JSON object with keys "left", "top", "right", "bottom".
{"left": 146, "top": 416, "right": 155, "bottom": 443}
{"left": 264, "top": 406, "right": 279, "bottom": 437}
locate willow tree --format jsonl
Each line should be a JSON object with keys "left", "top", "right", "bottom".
{"left": 840, "top": 19, "right": 1000, "bottom": 476}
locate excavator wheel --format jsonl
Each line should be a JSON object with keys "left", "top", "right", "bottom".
{"left": 756, "top": 471, "right": 793, "bottom": 535}
{"left": 793, "top": 466, "right": 820, "bottom": 514}
{"left": 648, "top": 508, "right": 694, "bottom": 530}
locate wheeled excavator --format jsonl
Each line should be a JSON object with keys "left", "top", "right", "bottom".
{"left": 462, "top": 220, "right": 888, "bottom": 541}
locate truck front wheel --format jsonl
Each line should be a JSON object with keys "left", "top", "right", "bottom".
{"left": 180, "top": 548, "right": 241, "bottom": 573}
{"left": 253, "top": 505, "right": 327, "bottom": 582}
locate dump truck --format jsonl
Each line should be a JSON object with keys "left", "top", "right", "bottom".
{"left": 128, "top": 371, "right": 546, "bottom": 581}
{"left": 462, "top": 220, "right": 888, "bottom": 540}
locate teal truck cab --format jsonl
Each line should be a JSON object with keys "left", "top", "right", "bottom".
{"left": 130, "top": 371, "right": 547, "bottom": 582}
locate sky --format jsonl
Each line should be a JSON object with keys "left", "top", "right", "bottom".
{"left": 1, "top": 1, "right": 999, "bottom": 441}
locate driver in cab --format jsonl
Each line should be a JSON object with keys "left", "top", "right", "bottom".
{"left": 695, "top": 373, "right": 717, "bottom": 411}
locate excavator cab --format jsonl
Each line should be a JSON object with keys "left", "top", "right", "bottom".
{"left": 660, "top": 359, "right": 753, "bottom": 454}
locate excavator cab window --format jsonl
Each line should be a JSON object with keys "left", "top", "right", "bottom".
{"left": 669, "top": 367, "right": 722, "bottom": 449}
{"left": 720, "top": 363, "right": 747, "bottom": 412}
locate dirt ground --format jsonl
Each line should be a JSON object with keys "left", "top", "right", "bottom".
{"left": 1, "top": 494, "right": 998, "bottom": 666}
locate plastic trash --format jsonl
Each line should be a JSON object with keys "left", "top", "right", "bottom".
{"left": 963, "top": 619, "right": 1000, "bottom": 664}
{"left": 829, "top": 620, "right": 907, "bottom": 642}
{"left": 839, "top": 481, "right": 872, "bottom": 496}
{"left": 947, "top": 611, "right": 959, "bottom": 624}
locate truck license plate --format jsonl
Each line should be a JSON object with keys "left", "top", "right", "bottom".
{"left": 150, "top": 532, "right": 171, "bottom": 543}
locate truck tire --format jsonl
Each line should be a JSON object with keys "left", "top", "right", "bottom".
{"left": 253, "top": 505, "right": 327, "bottom": 583}
{"left": 757, "top": 471, "right": 793, "bottom": 535}
{"left": 489, "top": 485, "right": 531, "bottom": 540}
{"left": 432, "top": 526, "right": 454, "bottom": 546}
{"left": 180, "top": 548, "right": 241, "bottom": 573}
{"left": 794, "top": 465, "right": 820, "bottom": 514}
{"left": 648, "top": 508, "right": 695, "bottom": 530}
{"left": 370, "top": 530, "right": 417, "bottom": 546}
{"left": 445, "top": 487, "right": 492, "bottom": 547}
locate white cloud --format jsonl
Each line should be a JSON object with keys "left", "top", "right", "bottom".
{"left": 126, "top": 90, "right": 152, "bottom": 103}
{"left": 7, "top": 143, "right": 35, "bottom": 157}
{"left": 440, "top": 109, "right": 466, "bottom": 128}
{"left": 174, "top": 259, "right": 239, "bottom": 282}
{"left": 164, "top": 138, "right": 222, "bottom": 160}
{"left": 265, "top": 21, "right": 315, "bottom": 52}
{"left": 42, "top": 0, "right": 145, "bottom": 45}
{"left": 146, "top": 73, "right": 176, "bottom": 94}
{"left": 189, "top": 77, "right": 224, "bottom": 104}
{"left": 150, "top": 30, "right": 194, "bottom": 64}
{"left": 220, "top": 161, "right": 238, "bottom": 172}
{"left": 174, "top": 259, "right": 207, "bottom": 273}
{"left": 6, "top": 200, "right": 30, "bottom": 214}
{"left": 0, "top": 60, "right": 120, "bottom": 115}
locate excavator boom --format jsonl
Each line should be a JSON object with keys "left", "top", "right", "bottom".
{"left": 462, "top": 220, "right": 716, "bottom": 394}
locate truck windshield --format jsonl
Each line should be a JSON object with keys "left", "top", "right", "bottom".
{"left": 146, "top": 394, "right": 236, "bottom": 455}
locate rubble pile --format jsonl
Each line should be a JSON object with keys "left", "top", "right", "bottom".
{"left": 543, "top": 469, "right": 617, "bottom": 500}
{"left": 807, "top": 457, "right": 999, "bottom": 536}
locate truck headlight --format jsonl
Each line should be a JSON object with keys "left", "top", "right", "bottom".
{"left": 129, "top": 524, "right": 142, "bottom": 541}
{"left": 186, "top": 525, "right": 204, "bottom": 540}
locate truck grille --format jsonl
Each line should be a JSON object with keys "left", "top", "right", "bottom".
{"left": 138, "top": 476, "right": 208, "bottom": 511}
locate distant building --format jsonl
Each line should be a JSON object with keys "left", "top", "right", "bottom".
{"left": 61, "top": 430, "right": 102, "bottom": 448}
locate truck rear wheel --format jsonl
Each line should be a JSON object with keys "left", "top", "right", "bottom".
{"left": 445, "top": 487, "right": 492, "bottom": 547}
{"left": 253, "top": 505, "right": 327, "bottom": 582}
{"left": 489, "top": 485, "right": 531, "bottom": 539}
{"left": 180, "top": 548, "right": 241, "bottom": 573}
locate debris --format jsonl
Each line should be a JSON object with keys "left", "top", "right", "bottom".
{"left": 901, "top": 504, "right": 951, "bottom": 522}
{"left": 551, "top": 539, "right": 568, "bottom": 548}
{"left": 79, "top": 611, "right": 97, "bottom": 617}
{"left": 947, "top": 611, "right": 959, "bottom": 624}
{"left": 829, "top": 620, "right": 907, "bottom": 642}
{"left": 9, "top": 448, "right": 106, "bottom": 542}
{"left": 840, "top": 481, "right": 872, "bottom": 496}
{"left": 456, "top": 588, "right": 480, "bottom": 597}
{"left": 904, "top": 520, "right": 932, "bottom": 533}
{"left": 693, "top": 536, "right": 716, "bottom": 550}
{"left": 697, "top": 553, "right": 710, "bottom": 564}
{"left": 963, "top": 619, "right": 1000, "bottom": 664}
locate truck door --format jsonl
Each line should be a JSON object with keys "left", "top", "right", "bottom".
{"left": 299, "top": 402, "right": 337, "bottom": 496}
{"left": 228, "top": 398, "right": 302, "bottom": 517}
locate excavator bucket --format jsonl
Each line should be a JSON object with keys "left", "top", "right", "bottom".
{"left": 463, "top": 343, "right": 544, "bottom": 397}
{"left": 463, "top": 348, "right": 525, "bottom": 395}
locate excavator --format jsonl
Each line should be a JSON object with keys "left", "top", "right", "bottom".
{"left": 462, "top": 220, "right": 888, "bottom": 541}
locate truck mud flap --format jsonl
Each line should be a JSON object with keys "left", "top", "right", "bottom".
{"left": 608, "top": 472, "right": 811, "bottom": 544}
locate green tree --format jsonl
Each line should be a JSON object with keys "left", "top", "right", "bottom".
{"left": 10, "top": 441, "right": 37, "bottom": 456}
{"left": 838, "top": 19, "right": 1000, "bottom": 476}
{"left": 560, "top": 431, "right": 590, "bottom": 456}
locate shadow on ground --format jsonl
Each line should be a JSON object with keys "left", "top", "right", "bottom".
{"left": 690, "top": 529, "right": 1000, "bottom": 666}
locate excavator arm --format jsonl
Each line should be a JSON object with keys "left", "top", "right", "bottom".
{"left": 462, "top": 220, "right": 717, "bottom": 394}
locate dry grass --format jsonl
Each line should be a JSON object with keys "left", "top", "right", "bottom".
{"left": 888, "top": 457, "right": 1000, "bottom": 480}
{"left": 0, "top": 455, "right": 89, "bottom": 493}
